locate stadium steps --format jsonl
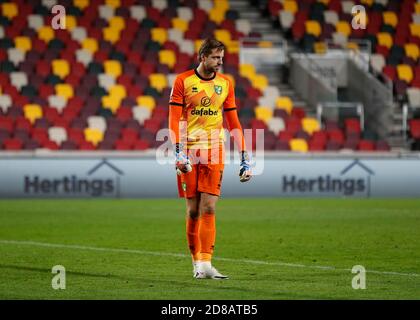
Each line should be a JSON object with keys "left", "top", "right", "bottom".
{"left": 230, "top": 0, "right": 283, "bottom": 42}
{"left": 231, "top": 0, "right": 313, "bottom": 116}
{"left": 388, "top": 108, "right": 409, "bottom": 149}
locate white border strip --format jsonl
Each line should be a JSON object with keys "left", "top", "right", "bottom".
{"left": 1, "top": 239, "right": 419, "bottom": 278}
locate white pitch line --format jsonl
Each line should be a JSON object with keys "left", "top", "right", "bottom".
{"left": 0, "top": 239, "right": 419, "bottom": 278}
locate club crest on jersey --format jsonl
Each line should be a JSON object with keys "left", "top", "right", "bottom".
{"left": 214, "top": 85, "right": 222, "bottom": 95}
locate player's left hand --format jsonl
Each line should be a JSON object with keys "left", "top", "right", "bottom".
{"left": 239, "top": 151, "right": 252, "bottom": 183}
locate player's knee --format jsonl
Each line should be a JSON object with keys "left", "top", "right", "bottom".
{"left": 187, "top": 208, "right": 199, "bottom": 219}
{"left": 200, "top": 203, "right": 216, "bottom": 215}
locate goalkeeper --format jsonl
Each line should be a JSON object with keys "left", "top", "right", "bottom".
{"left": 168, "top": 38, "right": 252, "bottom": 280}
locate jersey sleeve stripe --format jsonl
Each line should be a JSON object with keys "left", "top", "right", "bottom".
{"left": 169, "top": 102, "right": 184, "bottom": 107}
{"left": 224, "top": 107, "right": 237, "bottom": 112}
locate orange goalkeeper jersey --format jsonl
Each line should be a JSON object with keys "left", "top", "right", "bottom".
{"left": 169, "top": 69, "right": 236, "bottom": 149}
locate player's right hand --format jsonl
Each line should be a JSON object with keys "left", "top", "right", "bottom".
{"left": 174, "top": 143, "right": 192, "bottom": 175}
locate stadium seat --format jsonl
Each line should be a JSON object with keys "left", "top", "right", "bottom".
{"left": 82, "top": 38, "right": 99, "bottom": 54}
{"left": 383, "top": 11, "right": 398, "bottom": 28}
{"left": 98, "top": 74, "right": 115, "bottom": 90}
{"left": 405, "top": 43, "right": 420, "bottom": 61}
{"left": 52, "top": 59, "right": 70, "bottom": 79}
{"left": 109, "top": 84, "right": 126, "bottom": 100}
{"left": 10, "top": 72, "right": 28, "bottom": 91}
{"left": 397, "top": 64, "right": 413, "bottom": 83}
{"left": 254, "top": 106, "right": 273, "bottom": 123}
{"left": 336, "top": 21, "right": 351, "bottom": 37}
{"left": 324, "top": 10, "right": 339, "bottom": 26}
{"left": 49, "top": 95, "right": 67, "bottom": 113}
{"left": 8, "top": 48, "right": 24, "bottom": 67}
{"left": 370, "top": 54, "right": 386, "bottom": 73}
{"left": 358, "top": 140, "right": 375, "bottom": 151}
{"left": 55, "top": 84, "right": 74, "bottom": 100}
{"left": 133, "top": 107, "right": 151, "bottom": 125}
{"left": 249, "top": 74, "right": 268, "bottom": 92}
{"left": 276, "top": 97, "right": 293, "bottom": 114}
{"left": 0, "top": 95, "right": 12, "bottom": 114}
{"left": 407, "top": 88, "right": 420, "bottom": 107}
{"left": 305, "top": 21, "right": 322, "bottom": 38}
{"left": 104, "top": 60, "right": 122, "bottom": 78}
{"left": 149, "top": 73, "right": 167, "bottom": 92}
{"left": 136, "top": 96, "right": 156, "bottom": 111}
{"left": 377, "top": 32, "right": 393, "bottom": 49}
{"left": 178, "top": 7, "right": 193, "bottom": 21}
{"left": 267, "top": 117, "right": 285, "bottom": 135}
{"left": 84, "top": 127, "right": 103, "bottom": 146}
{"left": 3, "top": 138, "right": 23, "bottom": 150}
{"left": 236, "top": 19, "right": 251, "bottom": 35}
{"left": 38, "top": 26, "right": 55, "bottom": 43}
{"left": 302, "top": 117, "right": 320, "bottom": 135}
{"left": 409, "top": 119, "right": 420, "bottom": 139}
{"left": 14, "top": 36, "right": 31, "bottom": 53}
{"left": 48, "top": 127, "right": 67, "bottom": 145}
{"left": 410, "top": 23, "right": 420, "bottom": 38}
{"left": 290, "top": 138, "right": 308, "bottom": 152}
{"left": 130, "top": 5, "right": 146, "bottom": 21}
{"left": 283, "top": 0, "right": 298, "bottom": 14}
{"left": 159, "top": 49, "right": 176, "bottom": 70}
{"left": 151, "top": 28, "right": 167, "bottom": 45}
{"left": 101, "top": 95, "right": 121, "bottom": 114}
{"left": 344, "top": 118, "right": 361, "bottom": 136}
{"left": 87, "top": 116, "right": 107, "bottom": 132}
{"left": 239, "top": 64, "right": 256, "bottom": 79}
{"left": 23, "top": 104, "right": 43, "bottom": 124}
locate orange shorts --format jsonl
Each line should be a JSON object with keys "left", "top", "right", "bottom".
{"left": 177, "top": 145, "right": 225, "bottom": 198}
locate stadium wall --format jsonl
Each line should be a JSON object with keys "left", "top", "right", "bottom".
{"left": 0, "top": 152, "right": 419, "bottom": 198}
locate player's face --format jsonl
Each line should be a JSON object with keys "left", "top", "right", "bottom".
{"left": 203, "top": 49, "right": 224, "bottom": 73}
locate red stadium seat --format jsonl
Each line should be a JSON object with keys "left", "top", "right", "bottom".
{"left": 311, "top": 130, "right": 328, "bottom": 145}
{"left": 15, "top": 117, "right": 31, "bottom": 132}
{"left": 344, "top": 118, "right": 361, "bottom": 136}
{"left": 115, "top": 139, "right": 132, "bottom": 150}
{"left": 0, "top": 116, "right": 14, "bottom": 133}
{"left": 327, "top": 128, "right": 344, "bottom": 145}
{"left": 308, "top": 140, "right": 326, "bottom": 151}
{"left": 357, "top": 139, "right": 375, "bottom": 151}
{"left": 42, "top": 140, "right": 59, "bottom": 150}
{"left": 409, "top": 119, "right": 420, "bottom": 139}
{"left": 79, "top": 141, "right": 96, "bottom": 150}
{"left": 278, "top": 130, "right": 294, "bottom": 143}
{"left": 285, "top": 117, "right": 301, "bottom": 135}
{"left": 3, "top": 138, "right": 23, "bottom": 150}
{"left": 133, "top": 139, "right": 150, "bottom": 150}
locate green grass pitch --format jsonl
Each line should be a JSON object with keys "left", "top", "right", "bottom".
{"left": 0, "top": 198, "right": 419, "bottom": 299}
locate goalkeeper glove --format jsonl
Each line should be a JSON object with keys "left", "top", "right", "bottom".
{"left": 174, "top": 143, "right": 192, "bottom": 175}
{"left": 239, "top": 150, "right": 252, "bottom": 183}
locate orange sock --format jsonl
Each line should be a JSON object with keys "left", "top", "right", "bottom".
{"left": 186, "top": 217, "right": 200, "bottom": 261}
{"left": 198, "top": 212, "right": 216, "bottom": 262}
